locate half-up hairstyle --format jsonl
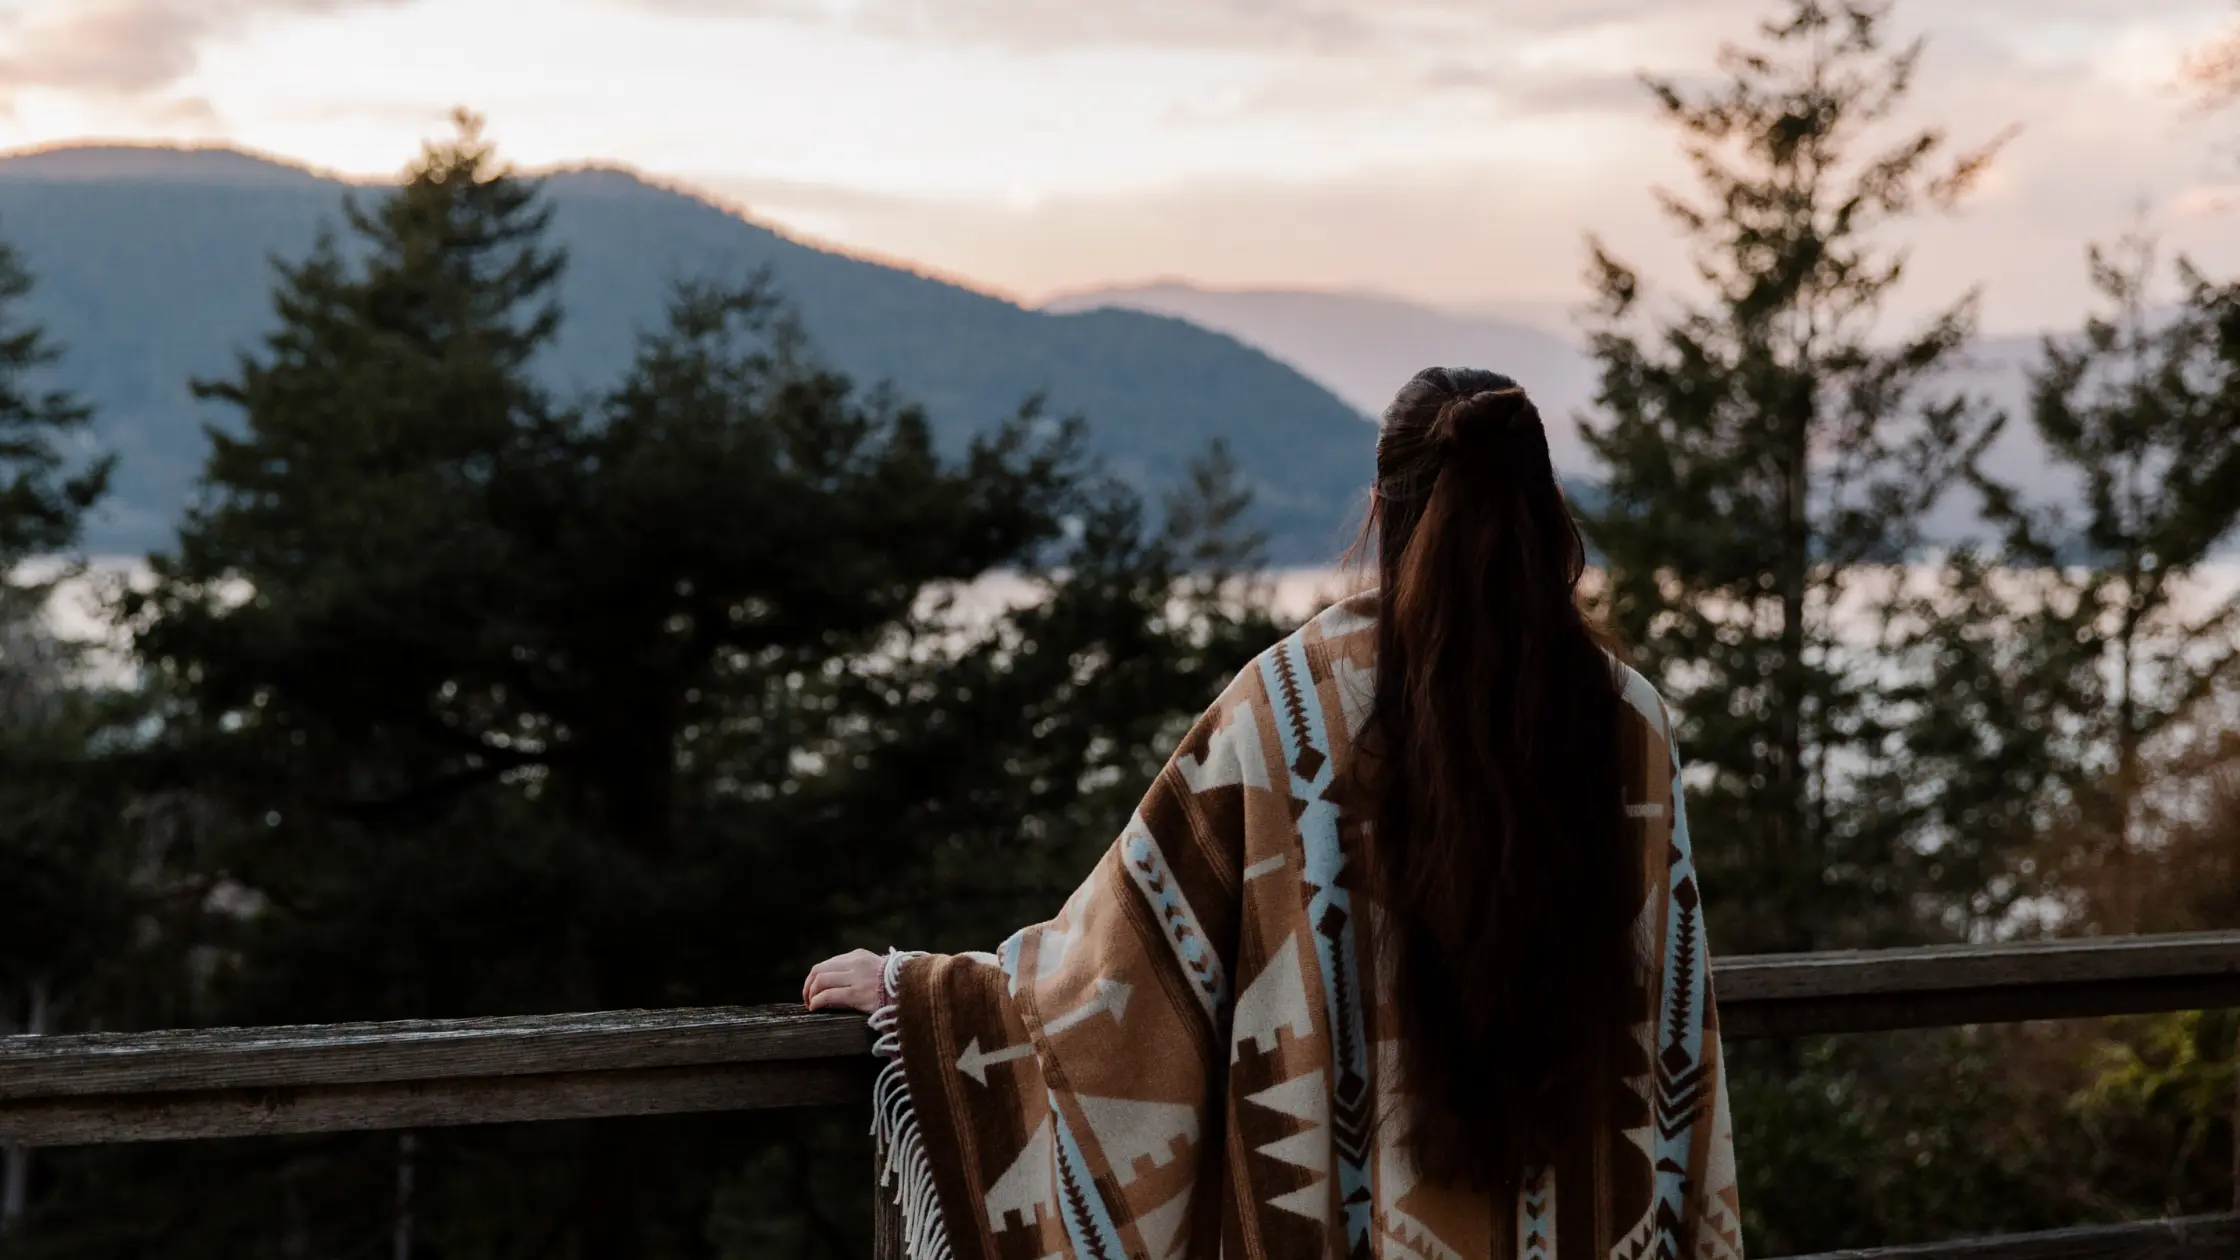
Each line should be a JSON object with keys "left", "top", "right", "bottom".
{"left": 1359, "top": 367, "right": 1639, "bottom": 1194}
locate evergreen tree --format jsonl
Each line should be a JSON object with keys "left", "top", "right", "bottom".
{"left": 1569, "top": 5, "right": 2118, "bottom": 1252}
{"left": 1986, "top": 232, "right": 2240, "bottom": 879}
{"left": 1579, "top": 0, "right": 2010, "bottom": 953}
{"left": 1964, "top": 235, "right": 2240, "bottom": 1224}
{"left": 0, "top": 223, "right": 136, "bottom": 1239}
{"left": 44, "top": 115, "right": 1275, "bottom": 1260}
{"left": 0, "top": 227, "right": 119, "bottom": 1008}
{"left": 0, "top": 239, "right": 110, "bottom": 572}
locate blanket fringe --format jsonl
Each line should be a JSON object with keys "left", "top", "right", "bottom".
{"left": 870, "top": 950, "right": 952, "bottom": 1260}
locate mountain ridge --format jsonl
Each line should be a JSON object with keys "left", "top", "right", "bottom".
{"left": 0, "top": 141, "right": 357, "bottom": 187}
{"left": 1047, "top": 280, "right": 2078, "bottom": 535}
{"left": 0, "top": 144, "right": 1377, "bottom": 562}
{"left": 0, "top": 142, "right": 2119, "bottom": 561}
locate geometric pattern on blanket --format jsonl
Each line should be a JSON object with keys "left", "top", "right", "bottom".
{"left": 873, "top": 592, "right": 1745, "bottom": 1259}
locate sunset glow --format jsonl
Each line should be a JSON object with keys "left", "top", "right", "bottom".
{"left": 0, "top": 0, "right": 2234, "bottom": 330}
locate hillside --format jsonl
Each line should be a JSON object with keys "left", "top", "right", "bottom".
{"left": 1045, "top": 282, "right": 1601, "bottom": 469}
{"left": 1049, "top": 282, "right": 2077, "bottom": 541}
{"left": 0, "top": 147, "right": 1376, "bottom": 562}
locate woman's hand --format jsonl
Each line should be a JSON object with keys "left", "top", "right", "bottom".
{"left": 802, "top": 948, "right": 885, "bottom": 1014}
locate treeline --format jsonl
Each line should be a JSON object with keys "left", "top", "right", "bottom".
{"left": 0, "top": 113, "right": 1282, "bottom": 1256}
{"left": 1578, "top": 3, "right": 2240, "bottom": 1249}
{"left": 0, "top": 2, "right": 2237, "bottom": 1257}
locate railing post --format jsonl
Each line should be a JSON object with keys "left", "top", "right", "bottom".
{"left": 2, "top": 980, "right": 49, "bottom": 1233}
{"left": 394, "top": 1131, "right": 416, "bottom": 1260}
{"left": 872, "top": 1139, "right": 905, "bottom": 1260}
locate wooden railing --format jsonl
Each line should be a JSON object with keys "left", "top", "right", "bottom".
{"left": 3, "top": 933, "right": 2238, "bottom": 1259}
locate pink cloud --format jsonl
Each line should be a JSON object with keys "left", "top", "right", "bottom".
{"left": 0, "top": 0, "right": 409, "bottom": 97}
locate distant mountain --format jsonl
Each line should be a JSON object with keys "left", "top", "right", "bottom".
{"left": 0, "top": 147, "right": 1375, "bottom": 562}
{"left": 1044, "top": 282, "right": 1598, "bottom": 469}
{"left": 0, "top": 143, "right": 338, "bottom": 187}
{"left": 1048, "top": 282, "right": 2077, "bottom": 542}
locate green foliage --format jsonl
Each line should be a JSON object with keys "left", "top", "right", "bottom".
{"left": 2071, "top": 1010, "right": 2239, "bottom": 1217}
{"left": 0, "top": 237, "right": 108, "bottom": 568}
{"left": 21, "top": 115, "right": 1278, "bottom": 1259}
{"left": 0, "top": 206, "right": 151, "bottom": 1248}
{"left": 1732, "top": 1015, "right": 2240, "bottom": 1254}
{"left": 0, "top": 9, "right": 2236, "bottom": 1255}
{"left": 1833, "top": 552, "right": 2094, "bottom": 938}
{"left": 0, "top": 224, "right": 133, "bottom": 1013}
{"left": 1985, "top": 232, "right": 2240, "bottom": 859}
{"left": 1580, "top": 0, "right": 2011, "bottom": 955}
{"left": 1565, "top": 4, "right": 2239, "bottom": 1253}
{"left": 0, "top": 658, "right": 143, "bottom": 1021}
{"left": 1739, "top": 209, "right": 2240, "bottom": 1260}
{"left": 1732, "top": 1033, "right": 2075, "bottom": 1255}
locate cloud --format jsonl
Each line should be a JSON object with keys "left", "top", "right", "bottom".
{"left": 689, "top": 17, "right": 2240, "bottom": 343}
{"left": 628, "top": 0, "right": 2225, "bottom": 102}
{"left": 626, "top": 0, "right": 1703, "bottom": 55}
{"left": 145, "top": 93, "right": 221, "bottom": 128}
{"left": 0, "top": 0, "right": 409, "bottom": 97}
{"left": 1420, "top": 66, "right": 1669, "bottom": 116}
{"left": 2171, "top": 182, "right": 2240, "bottom": 218}
{"left": 689, "top": 171, "right": 934, "bottom": 219}
{"left": 699, "top": 160, "right": 1689, "bottom": 313}
{"left": 657, "top": 0, "right": 1773, "bottom": 133}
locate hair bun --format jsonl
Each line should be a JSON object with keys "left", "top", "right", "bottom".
{"left": 1430, "top": 387, "right": 1538, "bottom": 452}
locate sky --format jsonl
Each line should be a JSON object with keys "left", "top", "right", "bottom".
{"left": 0, "top": 0, "right": 2236, "bottom": 334}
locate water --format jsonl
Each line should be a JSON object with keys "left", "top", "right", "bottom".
{"left": 30, "top": 558, "right": 2240, "bottom": 689}
{"left": 33, "top": 555, "right": 2236, "bottom": 944}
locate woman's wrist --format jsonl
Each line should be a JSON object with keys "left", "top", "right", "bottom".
{"left": 878, "top": 948, "right": 926, "bottom": 1011}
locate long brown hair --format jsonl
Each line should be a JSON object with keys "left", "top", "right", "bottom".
{"left": 1359, "top": 367, "right": 1639, "bottom": 1192}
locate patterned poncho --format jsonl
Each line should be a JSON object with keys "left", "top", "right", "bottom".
{"left": 871, "top": 593, "right": 1742, "bottom": 1260}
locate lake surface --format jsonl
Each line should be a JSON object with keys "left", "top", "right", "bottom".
{"left": 33, "top": 559, "right": 2240, "bottom": 687}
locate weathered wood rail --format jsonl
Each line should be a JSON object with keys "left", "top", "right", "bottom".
{"left": 2, "top": 932, "right": 2237, "bottom": 1259}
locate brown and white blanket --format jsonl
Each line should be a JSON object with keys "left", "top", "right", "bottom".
{"left": 871, "top": 592, "right": 1742, "bottom": 1260}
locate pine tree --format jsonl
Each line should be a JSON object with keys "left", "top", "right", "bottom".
{"left": 0, "top": 239, "right": 110, "bottom": 572}
{"left": 1579, "top": 0, "right": 2010, "bottom": 953}
{"left": 0, "top": 223, "right": 130, "bottom": 1240}
{"left": 75, "top": 114, "right": 1275, "bottom": 1260}
{"left": 1977, "top": 241, "right": 2240, "bottom": 1224}
{"left": 1987, "top": 232, "right": 2240, "bottom": 883}
{"left": 131, "top": 109, "right": 563, "bottom": 814}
